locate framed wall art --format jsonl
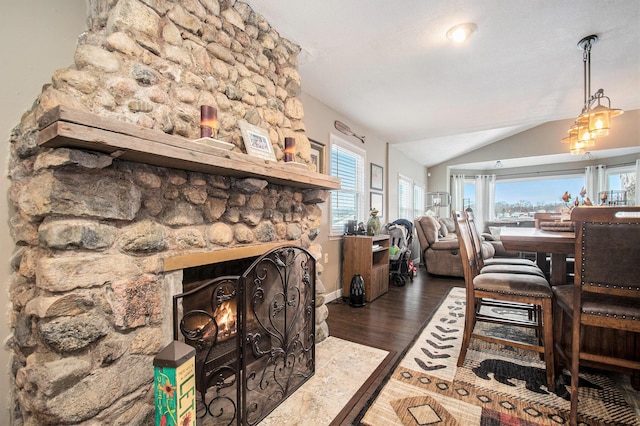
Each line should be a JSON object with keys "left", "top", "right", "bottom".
{"left": 370, "top": 191, "right": 384, "bottom": 219}
{"left": 309, "top": 139, "right": 326, "bottom": 173}
{"left": 370, "top": 163, "right": 384, "bottom": 191}
{"left": 239, "top": 120, "right": 277, "bottom": 161}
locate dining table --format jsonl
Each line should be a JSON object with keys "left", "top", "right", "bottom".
{"left": 499, "top": 227, "right": 575, "bottom": 286}
{"left": 499, "top": 225, "right": 640, "bottom": 388}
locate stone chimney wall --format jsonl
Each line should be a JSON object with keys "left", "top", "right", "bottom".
{"left": 7, "top": 1, "right": 330, "bottom": 424}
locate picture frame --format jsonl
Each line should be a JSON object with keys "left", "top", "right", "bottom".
{"left": 370, "top": 191, "right": 384, "bottom": 219}
{"left": 238, "top": 120, "right": 277, "bottom": 161}
{"left": 309, "top": 139, "right": 326, "bottom": 174}
{"left": 370, "top": 163, "right": 384, "bottom": 190}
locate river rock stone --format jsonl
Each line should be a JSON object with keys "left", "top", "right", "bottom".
{"left": 22, "top": 357, "right": 92, "bottom": 397}
{"left": 160, "top": 200, "right": 204, "bottom": 225}
{"left": 286, "top": 223, "right": 302, "bottom": 240}
{"left": 108, "top": 274, "right": 162, "bottom": 330}
{"left": 119, "top": 220, "right": 167, "bottom": 253}
{"left": 29, "top": 355, "right": 152, "bottom": 424}
{"left": 39, "top": 313, "right": 110, "bottom": 353}
{"left": 256, "top": 221, "right": 275, "bottom": 242}
{"left": 39, "top": 218, "right": 116, "bottom": 250}
{"left": 37, "top": 254, "right": 142, "bottom": 292}
{"left": 207, "top": 222, "right": 233, "bottom": 245}
{"left": 173, "top": 228, "right": 207, "bottom": 249}
{"left": 167, "top": 4, "right": 202, "bottom": 36}
{"left": 10, "top": 214, "right": 39, "bottom": 245}
{"left": 34, "top": 148, "right": 113, "bottom": 171}
{"left": 18, "top": 170, "right": 141, "bottom": 220}
{"left": 25, "top": 294, "right": 95, "bottom": 318}
{"left": 106, "top": 0, "right": 161, "bottom": 40}
{"left": 74, "top": 44, "right": 121, "bottom": 73}
{"left": 203, "top": 197, "right": 227, "bottom": 221}
{"left": 234, "top": 223, "right": 254, "bottom": 243}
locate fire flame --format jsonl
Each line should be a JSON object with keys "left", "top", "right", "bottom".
{"left": 216, "top": 301, "right": 236, "bottom": 339}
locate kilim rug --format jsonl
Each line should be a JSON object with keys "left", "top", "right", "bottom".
{"left": 357, "top": 287, "right": 640, "bottom": 426}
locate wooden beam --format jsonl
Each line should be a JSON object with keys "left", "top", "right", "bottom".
{"left": 37, "top": 106, "right": 341, "bottom": 190}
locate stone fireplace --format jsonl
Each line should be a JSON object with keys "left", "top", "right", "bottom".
{"left": 6, "top": 1, "right": 338, "bottom": 424}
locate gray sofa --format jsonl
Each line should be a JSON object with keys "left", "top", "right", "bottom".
{"left": 414, "top": 215, "right": 495, "bottom": 277}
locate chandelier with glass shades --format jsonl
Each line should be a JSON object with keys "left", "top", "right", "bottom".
{"left": 562, "top": 35, "right": 623, "bottom": 155}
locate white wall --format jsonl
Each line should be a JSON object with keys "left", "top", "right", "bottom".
{"left": 301, "top": 92, "right": 425, "bottom": 299}
{"left": 0, "top": 2, "right": 87, "bottom": 422}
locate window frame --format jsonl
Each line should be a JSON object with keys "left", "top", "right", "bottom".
{"left": 329, "top": 133, "right": 366, "bottom": 236}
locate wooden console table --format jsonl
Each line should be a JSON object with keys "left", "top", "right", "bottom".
{"left": 342, "top": 235, "right": 390, "bottom": 302}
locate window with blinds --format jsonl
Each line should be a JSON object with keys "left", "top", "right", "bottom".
{"left": 330, "top": 135, "right": 365, "bottom": 235}
{"left": 413, "top": 184, "right": 424, "bottom": 218}
{"left": 398, "top": 176, "right": 412, "bottom": 219}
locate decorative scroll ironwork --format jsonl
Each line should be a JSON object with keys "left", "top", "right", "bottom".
{"left": 172, "top": 245, "right": 316, "bottom": 425}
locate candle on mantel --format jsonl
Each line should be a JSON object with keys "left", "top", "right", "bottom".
{"left": 200, "top": 105, "right": 218, "bottom": 138}
{"left": 284, "top": 137, "right": 295, "bottom": 162}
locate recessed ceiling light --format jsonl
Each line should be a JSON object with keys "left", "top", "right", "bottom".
{"left": 446, "top": 23, "right": 478, "bottom": 43}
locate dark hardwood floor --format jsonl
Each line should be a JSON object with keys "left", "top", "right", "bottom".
{"left": 326, "top": 266, "right": 464, "bottom": 425}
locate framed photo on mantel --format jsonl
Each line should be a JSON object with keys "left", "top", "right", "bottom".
{"left": 239, "top": 120, "right": 277, "bottom": 161}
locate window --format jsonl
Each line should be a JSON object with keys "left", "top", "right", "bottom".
{"left": 464, "top": 181, "right": 475, "bottom": 211}
{"left": 330, "top": 134, "right": 365, "bottom": 234}
{"left": 398, "top": 175, "right": 412, "bottom": 219}
{"left": 399, "top": 175, "right": 424, "bottom": 219}
{"left": 413, "top": 184, "right": 424, "bottom": 218}
{"left": 493, "top": 175, "right": 584, "bottom": 218}
{"left": 606, "top": 166, "right": 636, "bottom": 205}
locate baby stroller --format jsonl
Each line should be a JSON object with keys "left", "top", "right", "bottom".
{"left": 382, "top": 219, "right": 417, "bottom": 286}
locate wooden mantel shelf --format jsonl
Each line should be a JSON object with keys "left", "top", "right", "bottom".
{"left": 163, "top": 241, "right": 297, "bottom": 271}
{"left": 37, "top": 106, "right": 341, "bottom": 190}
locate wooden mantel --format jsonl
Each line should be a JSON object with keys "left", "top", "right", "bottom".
{"left": 37, "top": 106, "right": 341, "bottom": 190}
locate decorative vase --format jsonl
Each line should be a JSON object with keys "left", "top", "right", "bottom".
{"left": 366, "top": 209, "right": 381, "bottom": 236}
{"left": 349, "top": 274, "right": 365, "bottom": 307}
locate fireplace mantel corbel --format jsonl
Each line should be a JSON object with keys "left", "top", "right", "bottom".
{"left": 37, "top": 106, "right": 341, "bottom": 191}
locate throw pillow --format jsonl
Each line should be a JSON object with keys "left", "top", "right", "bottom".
{"left": 489, "top": 226, "right": 503, "bottom": 240}
{"left": 438, "top": 218, "right": 448, "bottom": 238}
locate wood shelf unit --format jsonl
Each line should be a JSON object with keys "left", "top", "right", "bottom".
{"left": 36, "top": 106, "right": 341, "bottom": 191}
{"left": 342, "top": 235, "right": 390, "bottom": 302}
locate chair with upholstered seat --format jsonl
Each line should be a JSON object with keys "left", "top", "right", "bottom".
{"left": 552, "top": 206, "right": 640, "bottom": 426}
{"left": 466, "top": 211, "right": 544, "bottom": 276}
{"left": 466, "top": 211, "right": 545, "bottom": 322}
{"left": 453, "top": 210, "right": 556, "bottom": 389}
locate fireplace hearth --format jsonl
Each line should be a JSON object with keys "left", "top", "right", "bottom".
{"left": 172, "top": 246, "right": 316, "bottom": 425}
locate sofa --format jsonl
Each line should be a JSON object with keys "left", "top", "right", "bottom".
{"left": 414, "top": 215, "right": 495, "bottom": 277}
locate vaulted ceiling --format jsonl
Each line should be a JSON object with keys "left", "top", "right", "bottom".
{"left": 244, "top": 1, "right": 640, "bottom": 167}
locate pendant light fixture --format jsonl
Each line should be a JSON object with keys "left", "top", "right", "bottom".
{"left": 562, "top": 35, "right": 623, "bottom": 155}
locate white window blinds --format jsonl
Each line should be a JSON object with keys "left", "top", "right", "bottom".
{"left": 330, "top": 137, "right": 365, "bottom": 235}
{"left": 398, "top": 175, "right": 412, "bottom": 219}
{"left": 413, "top": 184, "right": 424, "bottom": 218}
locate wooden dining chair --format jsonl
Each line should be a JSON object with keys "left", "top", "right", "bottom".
{"left": 552, "top": 206, "right": 640, "bottom": 426}
{"left": 466, "top": 211, "right": 544, "bottom": 275}
{"left": 465, "top": 211, "right": 544, "bottom": 321}
{"left": 453, "top": 211, "right": 556, "bottom": 389}
{"left": 533, "top": 212, "right": 575, "bottom": 280}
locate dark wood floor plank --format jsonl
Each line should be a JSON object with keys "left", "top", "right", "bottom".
{"left": 326, "top": 268, "right": 464, "bottom": 425}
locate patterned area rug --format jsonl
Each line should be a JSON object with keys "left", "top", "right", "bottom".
{"left": 358, "top": 287, "right": 640, "bottom": 426}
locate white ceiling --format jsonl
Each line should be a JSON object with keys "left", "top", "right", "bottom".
{"left": 243, "top": 0, "right": 640, "bottom": 168}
